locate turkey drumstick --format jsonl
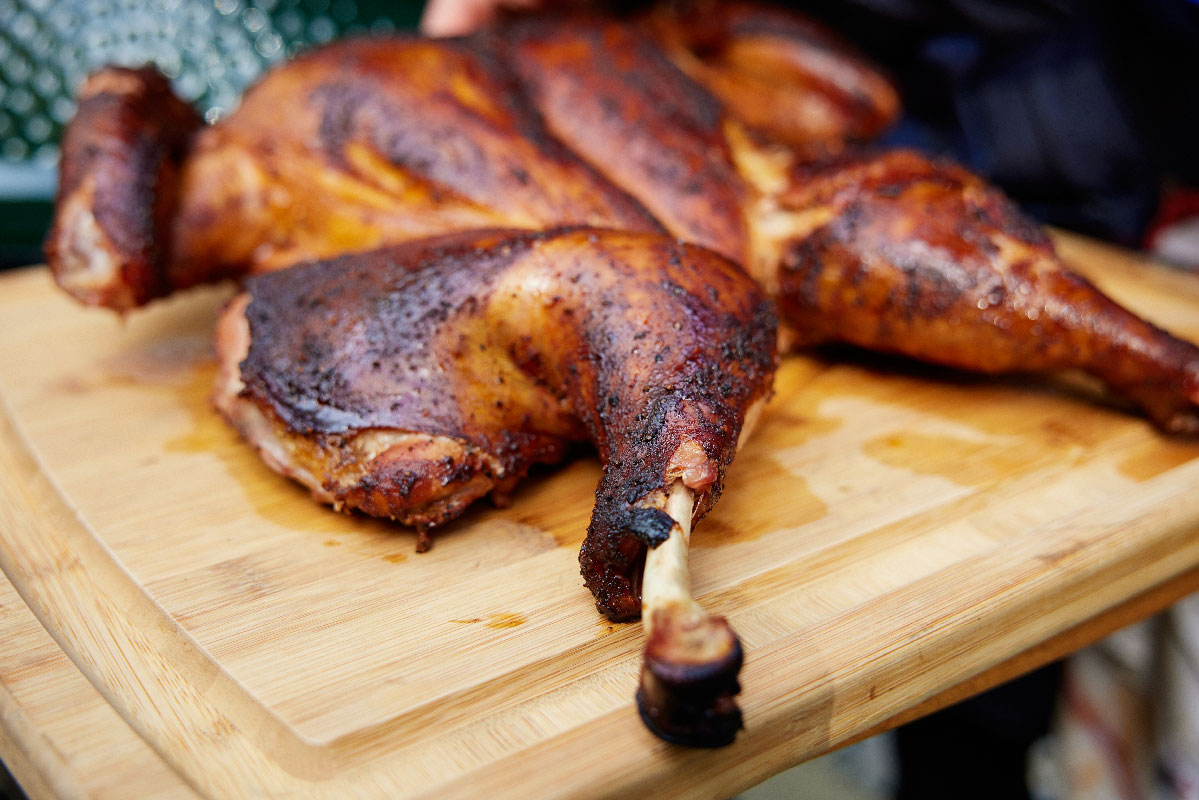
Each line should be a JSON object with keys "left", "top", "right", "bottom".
{"left": 775, "top": 150, "right": 1199, "bottom": 434}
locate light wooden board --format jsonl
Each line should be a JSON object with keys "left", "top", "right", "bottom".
{"left": 1, "top": 231, "right": 1199, "bottom": 799}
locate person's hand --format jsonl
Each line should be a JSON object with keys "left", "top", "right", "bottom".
{"left": 419, "top": 0, "right": 549, "bottom": 36}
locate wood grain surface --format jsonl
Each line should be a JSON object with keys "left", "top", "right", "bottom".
{"left": 1, "top": 231, "right": 1198, "bottom": 799}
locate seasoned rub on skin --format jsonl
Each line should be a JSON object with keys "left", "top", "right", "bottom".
{"left": 214, "top": 228, "right": 777, "bottom": 619}
{"left": 46, "top": 0, "right": 888, "bottom": 305}
{"left": 773, "top": 150, "right": 1199, "bottom": 434}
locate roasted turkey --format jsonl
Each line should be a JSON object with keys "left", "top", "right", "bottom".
{"left": 46, "top": 5, "right": 1199, "bottom": 433}
{"left": 42, "top": 0, "right": 1199, "bottom": 747}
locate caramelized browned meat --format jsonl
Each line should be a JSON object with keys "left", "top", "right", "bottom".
{"left": 214, "top": 228, "right": 777, "bottom": 619}
{"left": 47, "top": 3, "right": 877, "bottom": 301}
{"left": 501, "top": 15, "right": 753, "bottom": 267}
{"left": 48, "top": 6, "right": 1199, "bottom": 434}
{"left": 774, "top": 150, "right": 1199, "bottom": 433}
{"left": 50, "top": 38, "right": 661, "bottom": 305}
{"left": 46, "top": 67, "right": 202, "bottom": 312}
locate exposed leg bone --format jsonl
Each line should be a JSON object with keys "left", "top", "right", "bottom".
{"left": 637, "top": 482, "right": 744, "bottom": 747}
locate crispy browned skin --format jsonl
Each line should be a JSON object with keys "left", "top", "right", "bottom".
{"left": 48, "top": 2, "right": 883, "bottom": 301}
{"left": 49, "top": 37, "right": 661, "bottom": 300}
{"left": 214, "top": 228, "right": 777, "bottom": 619}
{"left": 45, "top": 67, "right": 202, "bottom": 311}
{"left": 775, "top": 150, "right": 1199, "bottom": 433}
{"left": 49, "top": 8, "right": 1199, "bottom": 432}
{"left": 500, "top": 16, "right": 753, "bottom": 267}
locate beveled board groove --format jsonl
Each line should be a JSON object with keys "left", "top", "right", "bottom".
{"left": 1, "top": 231, "right": 1198, "bottom": 798}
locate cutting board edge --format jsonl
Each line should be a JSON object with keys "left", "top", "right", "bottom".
{"left": 0, "top": 390, "right": 341, "bottom": 798}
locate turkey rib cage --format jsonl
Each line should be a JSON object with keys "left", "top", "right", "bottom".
{"left": 46, "top": 6, "right": 1199, "bottom": 432}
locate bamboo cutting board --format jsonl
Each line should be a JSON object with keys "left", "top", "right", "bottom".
{"left": 2, "top": 232, "right": 1199, "bottom": 800}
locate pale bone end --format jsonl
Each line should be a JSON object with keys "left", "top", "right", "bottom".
{"left": 636, "top": 481, "right": 743, "bottom": 747}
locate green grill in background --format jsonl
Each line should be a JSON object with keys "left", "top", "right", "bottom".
{"left": 0, "top": 0, "right": 425, "bottom": 269}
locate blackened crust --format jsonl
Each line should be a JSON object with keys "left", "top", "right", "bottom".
{"left": 637, "top": 630, "right": 744, "bottom": 747}
{"left": 579, "top": 255, "right": 778, "bottom": 620}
